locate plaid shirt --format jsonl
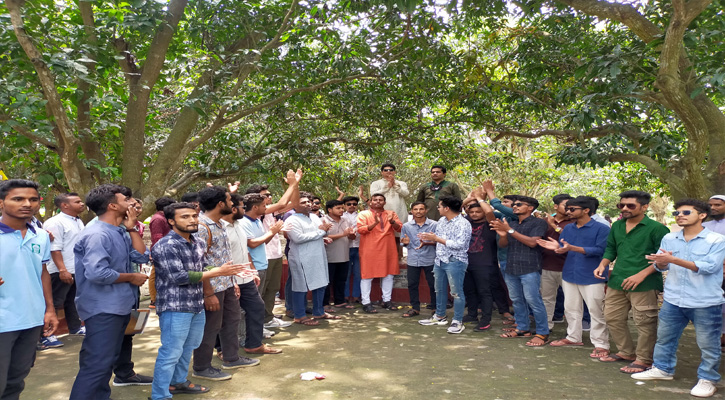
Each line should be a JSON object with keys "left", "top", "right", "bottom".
{"left": 151, "top": 231, "right": 206, "bottom": 313}
{"left": 195, "top": 213, "right": 234, "bottom": 293}
{"left": 506, "top": 215, "right": 549, "bottom": 276}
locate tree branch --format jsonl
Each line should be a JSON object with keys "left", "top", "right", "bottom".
{"left": 608, "top": 152, "right": 685, "bottom": 190}
{"left": 260, "top": 0, "right": 299, "bottom": 53}
{"left": 490, "top": 125, "right": 628, "bottom": 141}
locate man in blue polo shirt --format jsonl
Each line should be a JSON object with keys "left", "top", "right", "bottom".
{"left": 0, "top": 179, "right": 57, "bottom": 400}
{"left": 537, "top": 196, "right": 610, "bottom": 357}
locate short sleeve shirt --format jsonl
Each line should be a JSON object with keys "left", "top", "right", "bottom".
{"left": 324, "top": 216, "right": 351, "bottom": 263}
{"left": 505, "top": 216, "right": 549, "bottom": 276}
{"left": 44, "top": 212, "right": 84, "bottom": 274}
{"left": 240, "top": 215, "right": 268, "bottom": 271}
{"left": 194, "top": 213, "right": 234, "bottom": 293}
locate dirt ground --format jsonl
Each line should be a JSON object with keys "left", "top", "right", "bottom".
{"left": 22, "top": 300, "right": 724, "bottom": 400}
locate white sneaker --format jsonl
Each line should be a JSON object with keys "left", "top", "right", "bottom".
{"left": 447, "top": 320, "right": 465, "bottom": 334}
{"left": 264, "top": 317, "right": 292, "bottom": 329}
{"left": 418, "top": 315, "right": 448, "bottom": 326}
{"left": 631, "top": 366, "right": 674, "bottom": 381}
{"left": 262, "top": 328, "right": 276, "bottom": 339}
{"left": 691, "top": 379, "right": 717, "bottom": 397}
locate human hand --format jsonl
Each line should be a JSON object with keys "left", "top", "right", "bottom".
{"left": 59, "top": 270, "right": 74, "bottom": 284}
{"left": 295, "top": 168, "right": 304, "bottom": 183}
{"left": 319, "top": 222, "right": 332, "bottom": 231}
{"left": 43, "top": 310, "right": 58, "bottom": 336}
{"left": 593, "top": 264, "right": 609, "bottom": 280}
{"left": 621, "top": 272, "right": 646, "bottom": 291}
{"left": 0, "top": 276, "right": 4, "bottom": 286}
{"left": 123, "top": 205, "right": 140, "bottom": 230}
{"left": 335, "top": 186, "right": 345, "bottom": 196}
{"left": 417, "top": 232, "right": 437, "bottom": 242}
{"left": 555, "top": 239, "right": 573, "bottom": 254}
{"left": 128, "top": 273, "right": 149, "bottom": 286}
{"left": 284, "top": 169, "right": 298, "bottom": 185}
{"left": 204, "top": 294, "right": 220, "bottom": 311}
{"left": 227, "top": 181, "right": 241, "bottom": 193}
{"left": 216, "top": 261, "right": 246, "bottom": 277}
{"left": 644, "top": 248, "right": 674, "bottom": 267}
{"left": 46, "top": 229, "right": 55, "bottom": 242}
{"left": 387, "top": 212, "right": 395, "bottom": 223}
{"left": 254, "top": 275, "right": 261, "bottom": 286}
{"left": 358, "top": 185, "right": 365, "bottom": 198}
{"left": 482, "top": 179, "right": 494, "bottom": 192}
{"left": 489, "top": 218, "right": 511, "bottom": 235}
{"left": 323, "top": 237, "right": 333, "bottom": 245}
{"left": 536, "top": 237, "right": 560, "bottom": 251}
{"left": 271, "top": 220, "right": 284, "bottom": 234}
{"left": 400, "top": 234, "right": 410, "bottom": 245}
{"left": 234, "top": 285, "right": 240, "bottom": 299}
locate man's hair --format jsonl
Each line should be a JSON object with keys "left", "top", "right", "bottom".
{"left": 342, "top": 196, "right": 359, "bottom": 204}
{"left": 198, "top": 186, "right": 227, "bottom": 212}
{"left": 582, "top": 196, "right": 600, "bottom": 213}
{"left": 552, "top": 194, "right": 572, "bottom": 205}
{"left": 566, "top": 196, "right": 595, "bottom": 216}
{"left": 85, "top": 184, "right": 132, "bottom": 216}
{"left": 0, "top": 179, "right": 39, "bottom": 200}
{"left": 326, "top": 199, "right": 343, "bottom": 212}
{"left": 371, "top": 193, "right": 386, "bottom": 201}
{"left": 381, "top": 163, "right": 396, "bottom": 171}
{"left": 180, "top": 192, "right": 198, "bottom": 203}
{"left": 516, "top": 196, "right": 540, "bottom": 210}
{"left": 312, "top": 196, "right": 321, "bottom": 202}
{"left": 467, "top": 201, "right": 481, "bottom": 210}
{"left": 164, "top": 202, "right": 197, "bottom": 222}
{"left": 242, "top": 193, "right": 266, "bottom": 212}
{"left": 411, "top": 201, "right": 427, "bottom": 209}
{"left": 230, "top": 193, "right": 244, "bottom": 209}
{"left": 53, "top": 192, "right": 80, "bottom": 208}
{"left": 439, "top": 196, "right": 463, "bottom": 212}
{"left": 299, "top": 191, "right": 314, "bottom": 202}
{"left": 431, "top": 165, "right": 447, "bottom": 174}
{"left": 155, "top": 196, "right": 176, "bottom": 211}
{"left": 134, "top": 198, "right": 143, "bottom": 205}
{"left": 674, "top": 198, "right": 711, "bottom": 216}
{"left": 245, "top": 184, "right": 269, "bottom": 194}
{"left": 619, "top": 190, "right": 651, "bottom": 205}
{"left": 503, "top": 194, "right": 519, "bottom": 202}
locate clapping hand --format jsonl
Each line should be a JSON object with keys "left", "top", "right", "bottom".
{"left": 227, "top": 181, "right": 241, "bottom": 193}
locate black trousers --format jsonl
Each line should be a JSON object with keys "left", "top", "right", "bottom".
{"left": 0, "top": 326, "right": 42, "bottom": 400}
{"left": 50, "top": 273, "right": 82, "bottom": 332}
{"left": 464, "top": 266, "right": 504, "bottom": 326}
{"left": 238, "top": 281, "right": 265, "bottom": 349}
{"left": 193, "top": 287, "right": 242, "bottom": 369}
{"left": 324, "top": 261, "right": 350, "bottom": 306}
{"left": 492, "top": 267, "right": 511, "bottom": 315}
{"left": 112, "top": 334, "right": 135, "bottom": 379}
{"left": 407, "top": 265, "right": 435, "bottom": 311}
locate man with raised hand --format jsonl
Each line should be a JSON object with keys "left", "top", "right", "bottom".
{"left": 594, "top": 190, "right": 669, "bottom": 374}
{"left": 0, "top": 179, "right": 57, "bottom": 400}
{"left": 632, "top": 199, "right": 725, "bottom": 398}
{"left": 69, "top": 184, "right": 150, "bottom": 400}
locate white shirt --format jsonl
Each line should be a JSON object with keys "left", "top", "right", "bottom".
{"left": 262, "top": 213, "right": 283, "bottom": 259}
{"left": 704, "top": 219, "right": 725, "bottom": 236}
{"left": 222, "top": 219, "right": 254, "bottom": 285}
{"left": 370, "top": 179, "right": 409, "bottom": 226}
{"left": 342, "top": 211, "right": 360, "bottom": 248}
{"left": 44, "top": 212, "right": 85, "bottom": 273}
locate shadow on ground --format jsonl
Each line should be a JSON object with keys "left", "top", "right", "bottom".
{"left": 22, "top": 302, "right": 724, "bottom": 399}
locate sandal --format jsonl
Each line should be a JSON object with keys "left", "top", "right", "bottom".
{"left": 526, "top": 334, "right": 550, "bottom": 347}
{"left": 335, "top": 303, "right": 355, "bottom": 309}
{"left": 500, "top": 329, "right": 531, "bottom": 338}
{"left": 599, "top": 353, "right": 634, "bottom": 363}
{"left": 294, "top": 317, "right": 319, "bottom": 326}
{"left": 169, "top": 380, "right": 210, "bottom": 394}
{"left": 549, "top": 338, "right": 584, "bottom": 347}
{"left": 313, "top": 313, "right": 342, "bottom": 320}
{"left": 620, "top": 362, "right": 651, "bottom": 374}
{"left": 590, "top": 348, "right": 610, "bottom": 358}
{"left": 362, "top": 303, "right": 378, "bottom": 313}
{"left": 402, "top": 309, "right": 420, "bottom": 318}
{"left": 473, "top": 324, "right": 491, "bottom": 332}
{"left": 323, "top": 307, "right": 337, "bottom": 313}
{"left": 244, "top": 344, "right": 283, "bottom": 354}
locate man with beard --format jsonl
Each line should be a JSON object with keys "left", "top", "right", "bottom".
{"left": 150, "top": 202, "right": 246, "bottom": 400}
{"left": 192, "top": 186, "right": 259, "bottom": 381}
{"left": 370, "top": 164, "right": 409, "bottom": 258}
{"left": 400, "top": 202, "right": 437, "bottom": 317}
{"left": 594, "top": 191, "right": 669, "bottom": 374}
{"left": 703, "top": 196, "right": 725, "bottom": 351}
{"left": 416, "top": 166, "right": 462, "bottom": 221}
{"left": 632, "top": 199, "right": 725, "bottom": 398}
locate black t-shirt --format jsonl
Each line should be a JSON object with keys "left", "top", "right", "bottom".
{"left": 466, "top": 217, "right": 498, "bottom": 269}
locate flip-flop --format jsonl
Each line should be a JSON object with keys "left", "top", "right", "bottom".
{"left": 402, "top": 309, "right": 420, "bottom": 318}
{"left": 294, "top": 317, "right": 319, "bottom": 326}
{"left": 526, "top": 334, "right": 550, "bottom": 347}
{"left": 244, "top": 345, "right": 283, "bottom": 354}
{"left": 500, "top": 329, "right": 531, "bottom": 338}
{"left": 334, "top": 303, "right": 355, "bottom": 309}
{"left": 313, "top": 313, "right": 342, "bottom": 320}
{"left": 549, "top": 338, "right": 584, "bottom": 347}
{"left": 599, "top": 353, "right": 634, "bottom": 363}
{"left": 169, "top": 380, "right": 210, "bottom": 394}
{"left": 323, "top": 307, "right": 337, "bottom": 313}
{"left": 620, "top": 362, "right": 651, "bottom": 374}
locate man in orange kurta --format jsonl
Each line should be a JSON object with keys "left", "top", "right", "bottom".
{"left": 357, "top": 193, "right": 403, "bottom": 313}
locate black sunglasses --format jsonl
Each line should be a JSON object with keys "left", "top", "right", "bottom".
{"left": 512, "top": 202, "right": 530, "bottom": 207}
{"left": 616, "top": 203, "right": 637, "bottom": 210}
{"left": 672, "top": 210, "right": 694, "bottom": 216}
{"left": 382, "top": 168, "right": 395, "bottom": 172}
{"left": 565, "top": 206, "right": 582, "bottom": 212}
{"left": 313, "top": 201, "right": 321, "bottom": 205}
{"left": 345, "top": 202, "right": 358, "bottom": 206}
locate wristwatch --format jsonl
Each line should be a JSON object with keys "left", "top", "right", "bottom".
{"left": 507, "top": 228, "right": 515, "bottom": 234}
{"left": 126, "top": 226, "right": 139, "bottom": 233}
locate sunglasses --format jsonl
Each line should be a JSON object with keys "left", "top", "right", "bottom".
{"left": 672, "top": 210, "right": 695, "bottom": 216}
{"left": 313, "top": 201, "right": 321, "bottom": 205}
{"left": 382, "top": 168, "right": 395, "bottom": 172}
{"left": 616, "top": 203, "right": 638, "bottom": 210}
{"left": 262, "top": 193, "right": 272, "bottom": 198}
{"left": 345, "top": 202, "right": 358, "bottom": 206}
{"left": 565, "top": 206, "right": 582, "bottom": 212}
{"left": 512, "top": 202, "right": 530, "bottom": 207}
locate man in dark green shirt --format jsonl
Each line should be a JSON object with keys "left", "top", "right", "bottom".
{"left": 416, "top": 165, "right": 462, "bottom": 221}
{"left": 594, "top": 190, "right": 669, "bottom": 374}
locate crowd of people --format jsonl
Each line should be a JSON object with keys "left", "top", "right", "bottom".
{"left": 1, "top": 163, "right": 725, "bottom": 399}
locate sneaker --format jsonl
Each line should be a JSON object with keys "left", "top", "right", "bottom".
{"left": 192, "top": 366, "right": 232, "bottom": 381}
{"left": 40, "top": 335, "right": 63, "bottom": 348}
{"left": 691, "top": 379, "right": 717, "bottom": 397}
{"left": 112, "top": 373, "right": 153, "bottom": 386}
{"left": 425, "top": 304, "right": 435, "bottom": 310}
{"left": 263, "top": 328, "right": 276, "bottom": 339}
{"left": 419, "top": 315, "right": 448, "bottom": 326}
{"left": 447, "top": 320, "right": 465, "bottom": 334}
{"left": 631, "top": 366, "right": 674, "bottom": 381}
{"left": 264, "top": 317, "right": 292, "bottom": 329}
{"left": 582, "top": 320, "right": 591, "bottom": 332}
{"left": 222, "top": 357, "right": 260, "bottom": 369}
{"left": 462, "top": 315, "right": 478, "bottom": 324}
{"left": 69, "top": 326, "right": 86, "bottom": 335}
{"left": 552, "top": 316, "right": 565, "bottom": 323}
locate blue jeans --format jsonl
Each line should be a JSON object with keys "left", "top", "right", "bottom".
{"left": 504, "top": 271, "right": 549, "bottom": 335}
{"left": 345, "top": 247, "right": 361, "bottom": 298}
{"left": 653, "top": 301, "right": 722, "bottom": 382}
{"left": 152, "top": 311, "right": 206, "bottom": 400}
{"left": 292, "top": 287, "right": 325, "bottom": 319}
{"left": 434, "top": 259, "right": 467, "bottom": 321}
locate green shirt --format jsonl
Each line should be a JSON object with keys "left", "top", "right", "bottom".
{"left": 416, "top": 180, "right": 462, "bottom": 221}
{"left": 603, "top": 215, "right": 669, "bottom": 292}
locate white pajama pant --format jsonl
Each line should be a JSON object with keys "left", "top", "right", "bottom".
{"left": 562, "top": 280, "right": 609, "bottom": 349}
{"left": 361, "top": 275, "right": 394, "bottom": 305}
{"left": 541, "top": 269, "right": 563, "bottom": 330}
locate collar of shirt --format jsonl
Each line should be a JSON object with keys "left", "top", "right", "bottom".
{"left": 0, "top": 221, "right": 37, "bottom": 234}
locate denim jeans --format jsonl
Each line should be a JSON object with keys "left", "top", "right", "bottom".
{"left": 653, "top": 301, "right": 722, "bottom": 382}
{"left": 504, "top": 271, "right": 549, "bottom": 335}
{"left": 345, "top": 247, "right": 361, "bottom": 298}
{"left": 434, "top": 259, "right": 467, "bottom": 321}
{"left": 151, "top": 311, "right": 205, "bottom": 400}
{"left": 293, "top": 287, "right": 325, "bottom": 319}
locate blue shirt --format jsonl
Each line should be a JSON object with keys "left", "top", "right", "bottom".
{"left": 400, "top": 219, "right": 437, "bottom": 267}
{"left": 434, "top": 214, "right": 472, "bottom": 265}
{"left": 559, "top": 219, "right": 610, "bottom": 285}
{"left": 656, "top": 228, "right": 725, "bottom": 308}
{"left": 151, "top": 231, "right": 206, "bottom": 313}
{"left": 73, "top": 221, "right": 149, "bottom": 320}
{"left": 240, "top": 215, "right": 268, "bottom": 271}
{"left": 0, "top": 222, "right": 51, "bottom": 333}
